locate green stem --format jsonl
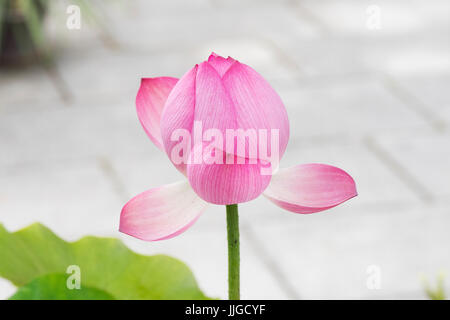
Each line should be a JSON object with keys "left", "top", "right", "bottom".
{"left": 226, "top": 204, "right": 240, "bottom": 300}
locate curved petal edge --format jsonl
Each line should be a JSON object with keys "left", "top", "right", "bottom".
{"left": 119, "top": 181, "right": 208, "bottom": 241}
{"left": 186, "top": 143, "right": 272, "bottom": 205}
{"left": 136, "top": 77, "right": 178, "bottom": 150}
{"left": 263, "top": 163, "right": 357, "bottom": 214}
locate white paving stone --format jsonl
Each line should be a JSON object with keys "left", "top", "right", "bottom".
{"left": 0, "top": 159, "right": 123, "bottom": 239}
{"left": 242, "top": 202, "right": 450, "bottom": 299}
{"left": 109, "top": 2, "right": 318, "bottom": 52}
{"left": 54, "top": 46, "right": 191, "bottom": 104}
{"left": 280, "top": 74, "right": 429, "bottom": 139}
{"left": 394, "top": 73, "right": 450, "bottom": 123}
{"left": 373, "top": 130, "right": 450, "bottom": 199}
{"left": 271, "top": 31, "right": 450, "bottom": 78}
{"left": 270, "top": 0, "right": 450, "bottom": 78}
{"left": 0, "top": 67, "right": 61, "bottom": 114}
{"left": 0, "top": 101, "right": 147, "bottom": 166}
{"left": 108, "top": 150, "right": 185, "bottom": 201}
{"left": 298, "top": 0, "right": 450, "bottom": 36}
{"left": 362, "top": 35, "right": 450, "bottom": 77}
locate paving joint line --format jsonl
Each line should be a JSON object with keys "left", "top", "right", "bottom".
{"left": 381, "top": 74, "right": 446, "bottom": 133}
{"left": 262, "top": 36, "right": 305, "bottom": 76}
{"left": 288, "top": 0, "right": 330, "bottom": 36}
{"left": 364, "top": 135, "right": 434, "bottom": 203}
{"left": 241, "top": 223, "right": 301, "bottom": 299}
{"left": 97, "top": 156, "right": 129, "bottom": 202}
{"left": 42, "top": 62, "right": 74, "bottom": 105}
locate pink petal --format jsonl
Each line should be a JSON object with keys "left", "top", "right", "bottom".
{"left": 194, "top": 59, "right": 284, "bottom": 163}
{"left": 159, "top": 55, "right": 290, "bottom": 176}
{"left": 160, "top": 66, "right": 198, "bottom": 174}
{"left": 186, "top": 143, "right": 271, "bottom": 204}
{"left": 194, "top": 61, "right": 238, "bottom": 138}
{"left": 136, "top": 77, "right": 178, "bottom": 150}
{"left": 263, "top": 163, "right": 357, "bottom": 214}
{"left": 207, "top": 53, "right": 236, "bottom": 77}
{"left": 119, "top": 181, "right": 208, "bottom": 241}
{"left": 222, "top": 61, "right": 290, "bottom": 160}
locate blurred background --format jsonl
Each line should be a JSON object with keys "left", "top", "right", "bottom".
{"left": 0, "top": 0, "right": 449, "bottom": 299}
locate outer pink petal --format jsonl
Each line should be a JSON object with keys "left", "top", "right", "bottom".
{"left": 119, "top": 181, "right": 208, "bottom": 241}
{"left": 187, "top": 143, "right": 271, "bottom": 204}
{"left": 160, "top": 66, "right": 198, "bottom": 174}
{"left": 222, "top": 61, "right": 290, "bottom": 160}
{"left": 263, "top": 163, "right": 357, "bottom": 214}
{"left": 136, "top": 77, "right": 178, "bottom": 150}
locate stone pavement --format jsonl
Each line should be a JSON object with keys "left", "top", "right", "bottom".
{"left": 0, "top": 0, "right": 449, "bottom": 299}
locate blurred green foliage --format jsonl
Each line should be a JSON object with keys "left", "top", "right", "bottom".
{"left": 10, "top": 273, "right": 115, "bottom": 300}
{"left": 423, "top": 273, "right": 446, "bottom": 300}
{"left": 0, "top": 223, "right": 209, "bottom": 300}
{"left": 0, "top": 0, "right": 105, "bottom": 65}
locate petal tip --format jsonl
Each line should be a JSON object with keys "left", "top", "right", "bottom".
{"left": 264, "top": 163, "right": 357, "bottom": 214}
{"left": 136, "top": 76, "right": 178, "bottom": 150}
{"left": 119, "top": 182, "right": 208, "bottom": 242}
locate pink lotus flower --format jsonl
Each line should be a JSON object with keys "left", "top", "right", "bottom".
{"left": 120, "top": 53, "right": 357, "bottom": 242}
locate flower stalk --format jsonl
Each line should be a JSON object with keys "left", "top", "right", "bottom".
{"left": 226, "top": 204, "right": 240, "bottom": 300}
